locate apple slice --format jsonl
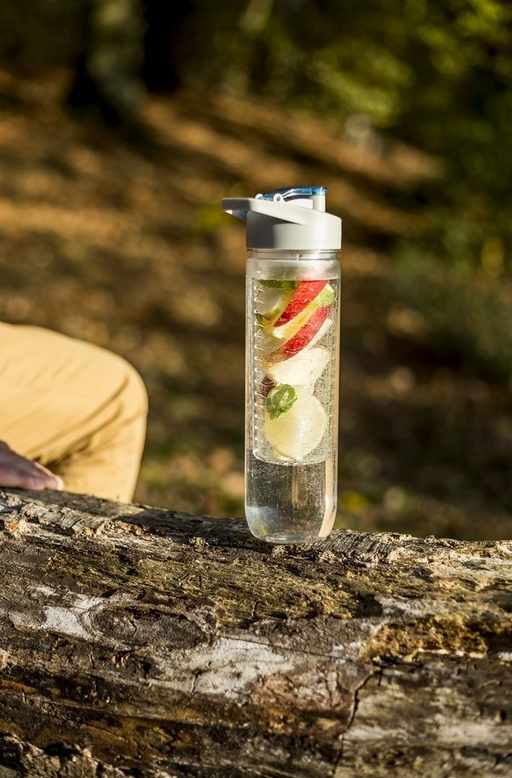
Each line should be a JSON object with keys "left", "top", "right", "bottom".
{"left": 258, "top": 300, "right": 318, "bottom": 355}
{"left": 274, "top": 304, "right": 332, "bottom": 360}
{"left": 274, "top": 280, "right": 329, "bottom": 326}
{"left": 272, "top": 305, "right": 332, "bottom": 360}
{"left": 255, "top": 285, "right": 294, "bottom": 322}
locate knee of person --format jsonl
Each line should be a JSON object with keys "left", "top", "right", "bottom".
{"left": 115, "top": 356, "right": 149, "bottom": 422}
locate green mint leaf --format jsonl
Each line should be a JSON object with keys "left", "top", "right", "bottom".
{"left": 266, "top": 384, "right": 298, "bottom": 419}
{"left": 260, "top": 280, "right": 298, "bottom": 291}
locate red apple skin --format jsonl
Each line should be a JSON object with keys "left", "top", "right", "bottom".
{"left": 274, "top": 305, "right": 332, "bottom": 360}
{"left": 274, "top": 280, "right": 328, "bottom": 326}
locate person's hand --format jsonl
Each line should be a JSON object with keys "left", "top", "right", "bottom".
{"left": 0, "top": 441, "right": 64, "bottom": 491}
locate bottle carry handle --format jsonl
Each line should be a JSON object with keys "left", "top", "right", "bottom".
{"left": 221, "top": 197, "right": 313, "bottom": 224}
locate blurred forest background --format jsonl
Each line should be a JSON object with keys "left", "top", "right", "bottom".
{"left": 0, "top": 0, "right": 511, "bottom": 540}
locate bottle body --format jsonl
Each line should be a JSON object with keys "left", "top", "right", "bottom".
{"left": 245, "top": 249, "right": 341, "bottom": 543}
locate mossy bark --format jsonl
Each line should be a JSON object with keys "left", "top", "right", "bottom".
{"left": 0, "top": 488, "right": 511, "bottom": 777}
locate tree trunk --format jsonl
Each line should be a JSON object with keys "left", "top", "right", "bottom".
{"left": 65, "top": 0, "right": 144, "bottom": 129}
{"left": 0, "top": 487, "right": 511, "bottom": 778}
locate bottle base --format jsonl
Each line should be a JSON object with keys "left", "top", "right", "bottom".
{"left": 245, "top": 455, "right": 337, "bottom": 545}
{"left": 254, "top": 531, "right": 329, "bottom": 545}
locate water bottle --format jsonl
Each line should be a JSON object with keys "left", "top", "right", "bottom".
{"left": 222, "top": 187, "right": 342, "bottom": 544}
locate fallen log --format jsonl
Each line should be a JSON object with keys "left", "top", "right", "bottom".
{"left": 0, "top": 487, "right": 511, "bottom": 778}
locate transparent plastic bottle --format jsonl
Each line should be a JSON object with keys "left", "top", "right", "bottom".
{"left": 222, "top": 187, "right": 342, "bottom": 544}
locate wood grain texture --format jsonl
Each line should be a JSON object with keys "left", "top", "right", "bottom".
{"left": 0, "top": 487, "right": 511, "bottom": 777}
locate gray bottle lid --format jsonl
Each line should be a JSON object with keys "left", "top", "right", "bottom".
{"left": 222, "top": 186, "right": 342, "bottom": 250}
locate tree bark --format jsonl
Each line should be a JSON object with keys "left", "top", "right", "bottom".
{"left": 0, "top": 487, "right": 511, "bottom": 778}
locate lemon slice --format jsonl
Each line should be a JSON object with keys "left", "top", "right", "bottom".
{"left": 264, "top": 390, "right": 327, "bottom": 460}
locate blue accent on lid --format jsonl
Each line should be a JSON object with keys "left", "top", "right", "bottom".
{"left": 257, "top": 186, "right": 327, "bottom": 202}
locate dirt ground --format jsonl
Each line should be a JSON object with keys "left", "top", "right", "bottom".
{"left": 0, "top": 69, "right": 510, "bottom": 541}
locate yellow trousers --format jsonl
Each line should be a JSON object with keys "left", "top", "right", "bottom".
{"left": 0, "top": 323, "right": 147, "bottom": 501}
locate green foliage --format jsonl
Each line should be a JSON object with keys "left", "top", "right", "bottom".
{"left": 177, "top": 0, "right": 512, "bottom": 272}
{"left": 0, "top": 0, "right": 510, "bottom": 271}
